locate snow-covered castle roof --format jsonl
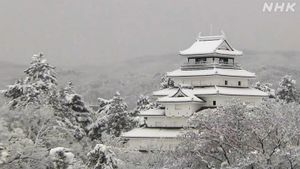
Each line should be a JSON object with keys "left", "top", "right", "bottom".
{"left": 167, "top": 68, "right": 256, "bottom": 78}
{"left": 157, "top": 88, "right": 204, "bottom": 103}
{"left": 180, "top": 35, "right": 242, "bottom": 56}
{"left": 153, "top": 86, "right": 268, "bottom": 97}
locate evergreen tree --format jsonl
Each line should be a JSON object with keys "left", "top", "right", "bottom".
{"left": 131, "top": 95, "right": 156, "bottom": 116}
{"left": 88, "top": 92, "right": 135, "bottom": 139}
{"left": 160, "top": 74, "right": 174, "bottom": 89}
{"left": 53, "top": 82, "right": 92, "bottom": 140}
{"left": 87, "top": 144, "right": 118, "bottom": 169}
{"left": 49, "top": 147, "right": 75, "bottom": 169}
{"left": 54, "top": 82, "right": 90, "bottom": 114}
{"left": 276, "top": 75, "right": 298, "bottom": 103}
{"left": 129, "top": 95, "right": 156, "bottom": 126}
{"left": 2, "top": 53, "right": 57, "bottom": 109}
{"left": 136, "top": 95, "right": 156, "bottom": 111}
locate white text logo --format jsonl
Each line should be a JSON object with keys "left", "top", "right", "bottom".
{"left": 263, "top": 2, "right": 296, "bottom": 12}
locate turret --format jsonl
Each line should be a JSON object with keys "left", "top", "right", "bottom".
{"left": 180, "top": 34, "right": 242, "bottom": 70}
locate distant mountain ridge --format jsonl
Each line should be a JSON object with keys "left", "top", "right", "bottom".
{"left": 0, "top": 51, "right": 299, "bottom": 108}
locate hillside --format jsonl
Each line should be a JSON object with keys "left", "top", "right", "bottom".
{"left": 0, "top": 50, "right": 299, "bottom": 108}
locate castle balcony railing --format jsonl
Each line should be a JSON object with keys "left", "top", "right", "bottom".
{"left": 181, "top": 61, "right": 241, "bottom": 70}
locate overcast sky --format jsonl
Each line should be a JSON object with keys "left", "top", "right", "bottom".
{"left": 0, "top": 0, "right": 299, "bottom": 66}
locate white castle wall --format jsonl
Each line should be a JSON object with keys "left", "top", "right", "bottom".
{"left": 172, "top": 76, "right": 249, "bottom": 87}
{"left": 201, "top": 95, "right": 264, "bottom": 107}
{"left": 125, "top": 137, "right": 180, "bottom": 150}
{"left": 158, "top": 95, "right": 264, "bottom": 116}
{"left": 164, "top": 103, "right": 201, "bottom": 116}
{"left": 145, "top": 116, "right": 189, "bottom": 128}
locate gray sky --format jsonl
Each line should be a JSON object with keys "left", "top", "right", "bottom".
{"left": 0, "top": 0, "right": 299, "bottom": 66}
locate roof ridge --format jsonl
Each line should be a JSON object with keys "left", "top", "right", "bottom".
{"left": 197, "top": 35, "right": 225, "bottom": 41}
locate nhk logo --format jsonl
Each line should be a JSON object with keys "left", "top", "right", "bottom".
{"left": 263, "top": 2, "right": 296, "bottom": 12}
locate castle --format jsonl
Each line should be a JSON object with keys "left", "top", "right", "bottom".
{"left": 122, "top": 34, "right": 268, "bottom": 150}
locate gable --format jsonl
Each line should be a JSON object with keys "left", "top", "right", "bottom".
{"left": 172, "top": 89, "right": 188, "bottom": 97}
{"left": 217, "top": 40, "right": 233, "bottom": 51}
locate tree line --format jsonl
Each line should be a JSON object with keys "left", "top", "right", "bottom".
{"left": 0, "top": 53, "right": 299, "bottom": 169}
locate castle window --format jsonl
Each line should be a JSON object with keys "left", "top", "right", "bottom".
{"left": 213, "top": 101, "right": 216, "bottom": 106}
{"left": 219, "top": 58, "right": 229, "bottom": 64}
{"left": 238, "top": 81, "right": 241, "bottom": 86}
{"left": 225, "top": 80, "right": 228, "bottom": 85}
{"left": 195, "top": 58, "right": 207, "bottom": 64}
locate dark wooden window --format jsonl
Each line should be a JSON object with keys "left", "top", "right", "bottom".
{"left": 238, "top": 81, "right": 241, "bottom": 86}
{"left": 213, "top": 101, "right": 216, "bottom": 106}
{"left": 195, "top": 58, "right": 207, "bottom": 64}
{"left": 220, "top": 58, "right": 229, "bottom": 64}
{"left": 225, "top": 80, "right": 228, "bottom": 85}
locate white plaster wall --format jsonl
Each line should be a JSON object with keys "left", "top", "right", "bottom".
{"left": 217, "top": 76, "right": 248, "bottom": 87}
{"left": 201, "top": 95, "right": 264, "bottom": 107}
{"left": 125, "top": 137, "right": 180, "bottom": 150}
{"left": 172, "top": 76, "right": 249, "bottom": 87}
{"left": 145, "top": 116, "right": 189, "bottom": 128}
{"left": 173, "top": 76, "right": 215, "bottom": 87}
{"left": 165, "top": 103, "right": 201, "bottom": 117}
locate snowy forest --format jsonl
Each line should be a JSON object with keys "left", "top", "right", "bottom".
{"left": 0, "top": 53, "right": 300, "bottom": 169}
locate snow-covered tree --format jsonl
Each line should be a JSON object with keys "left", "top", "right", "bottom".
{"left": 62, "top": 82, "right": 90, "bottom": 113}
{"left": 276, "top": 75, "right": 298, "bottom": 103}
{"left": 160, "top": 74, "right": 174, "bottom": 89}
{"left": 254, "top": 81, "right": 275, "bottom": 98}
{"left": 2, "top": 53, "right": 57, "bottom": 109}
{"left": 49, "top": 147, "right": 74, "bottom": 169}
{"left": 87, "top": 117, "right": 106, "bottom": 140}
{"left": 136, "top": 95, "right": 156, "bottom": 111}
{"left": 129, "top": 95, "right": 157, "bottom": 127}
{"left": 0, "top": 144, "right": 9, "bottom": 165}
{"left": 50, "top": 82, "right": 92, "bottom": 141}
{"left": 88, "top": 92, "right": 135, "bottom": 139}
{"left": 52, "top": 82, "right": 89, "bottom": 112}
{"left": 131, "top": 95, "right": 156, "bottom": 117}
{"left": 162, "top": 100, "right": 300, "bottom": 169}
{"left": 87, "top": 144, "right": 118, "bottom": 169}
{"left": 0, "top": 108, "right": 50, "bottom": 169}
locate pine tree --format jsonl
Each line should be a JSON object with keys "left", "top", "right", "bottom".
{"left": 88, "top": 92, "right": 135, "bottom": 139}
{"left": 131, "top": 95, "right": 156, "bottom": 122}
{"left": 276, "top": 75, "right": 298, "bottom": 103}
{"left": 136, "top": 95, "right": 156, "bottom": 112}
{"left": 160, "top": 74, "right": 174, "bottom": 89}
{"left": 53, "top": 82, "right": 92, "bottom": 140}
{"left": 55, "top": 82, "right": 90, "bottom": 113}
{"left": 87, "top": 144, "right": 118, "bottom": 169}
{"left": 2, "top": 53, "right": 57, "bottom": 109}
{"left": 49, "top": 147, "right": 75, "bottom": 169}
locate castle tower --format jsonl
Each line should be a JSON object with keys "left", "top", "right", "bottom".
{"left": 122, "top": 34, "right": 268, "bottom": 150}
